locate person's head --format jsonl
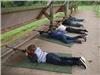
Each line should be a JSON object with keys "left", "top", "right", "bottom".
{"left": 53, "top": 21, "right": 61, "bottom": 27}
{"left": 26, "top": 44, "right": 36, "bottom": 53}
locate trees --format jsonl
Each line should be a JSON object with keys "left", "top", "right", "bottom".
{"left": 1, "top": 1, "right": 100, "bottom": 8}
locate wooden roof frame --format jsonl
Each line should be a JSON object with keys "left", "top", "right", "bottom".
{"left": 36, "top": 1, "right": 53, "bottom": 30}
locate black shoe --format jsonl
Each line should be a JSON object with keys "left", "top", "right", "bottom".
{"left": 79, "top": 19, "right": 84, "bottom": 22}
{"left": 79, "top": 58, "right": 87, "bottom": 69}
{"left": 75, "top": 40, "right": 82, "bottom": 44}
{"left": 81, "top": 34, "right": 87, "bottom": 37}
{"left": 83, "top": 30, "right": 88, "bottom": 32}
{"left": 81, "top": 32, "right": 88, "bottom": 36}
{"left": 83, "top": 37, "right": 87, "bottom": 42}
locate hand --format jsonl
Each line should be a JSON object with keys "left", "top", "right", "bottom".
{"left": 13, "top": 48, "right": 19, "bottom": 51}
{"left": 25, "top": 52, "right": 28, "bottom": 56}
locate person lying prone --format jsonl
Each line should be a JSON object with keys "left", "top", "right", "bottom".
{"left": 24, "top": 44, "right": 87, "bottom": 69}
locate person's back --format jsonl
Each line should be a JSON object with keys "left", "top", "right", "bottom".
{"left": 62, "top": 19, "right": 70, "bottom": 25}
{"left": 34, "top": 47, "right": 48, "bottom": 63}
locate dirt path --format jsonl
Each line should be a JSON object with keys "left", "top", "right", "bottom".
{"left": 2, "top": 10, "right": 100, "bottom": 75}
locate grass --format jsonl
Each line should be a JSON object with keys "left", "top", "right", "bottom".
{"left": 1, "top": 12, "right": 64, "bottom": 42}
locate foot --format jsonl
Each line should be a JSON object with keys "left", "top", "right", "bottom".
{"left": 78, "top": 58, "right": 87, "bottom": 69}
{"left": 80, "top": 31, "right": 88, "bottom": 35}
{"left": 83, "top": 37, "right": 87, "bottom": 42}
{"left": 80, "top": 56, "right": 86, "bottom": 63}
{"left": 79, "top": 19, "right": 84, "bottom": 22}
{"left": 79, "top": 34, "right": 87, "bottom": 38}
{"left": 83, "top": 30, "right": 88, "bottom": 32}
{"left": 75, "top": 40, "right": 82, "bottom": 44}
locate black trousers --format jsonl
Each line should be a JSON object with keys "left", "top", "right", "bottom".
{"left": 66, "top": 23, "right": 83, "bottom": 27}
{"left": 62, "top": 20, "right": 83, "bottom": 27}
{"left": 46, "top": 53, "right": 80, "bottom": 66}
{"left": 66, "top": 27, "right": 85, "bottom": 34}
{"left": 69, "top": 17, "right": 84, "bottom": 22}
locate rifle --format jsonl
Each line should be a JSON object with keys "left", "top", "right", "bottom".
{"left": 4, "top": 45, "right": 38, "bottom": 62}
{"left": 33, "top": 30, "right": 48, "bottom": 34}
{"left": 5, "top": 45, "right": 26, "bottom": 53}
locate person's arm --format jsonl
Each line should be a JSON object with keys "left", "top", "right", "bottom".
{"left": 25, "top": 51, "right": 38, "bottom": 63}
{"left": 28, "top": 54, "right": 38, "bottom": 63}
{"left": 33, "top": 30, "right": 48, "bottom": 34}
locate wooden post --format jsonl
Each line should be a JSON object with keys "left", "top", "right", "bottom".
{"left": 49, "top": 1, "right": 53, "bottom": 30}
{"left": 64, "top": 0, "right": 67, "bottom": 17}
{"left": 66, "top": 1, "right": 69, "bottom": 17}
{"left": 36, "top": 1, "right": 53, "bottom": 31}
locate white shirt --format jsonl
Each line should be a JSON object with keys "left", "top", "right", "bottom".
{"left": 56, "top": 24, "right": 66, "bottom": 31}
{"left": 34, "top": 47, "right": 48, "bottom": 63}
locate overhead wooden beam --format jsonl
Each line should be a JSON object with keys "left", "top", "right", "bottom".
{"left": 36, "top": 1, "right": 53, "bottom": 19}
{"left": 56, "top": 5, "right": 64, "bottom": 13}
{"left": 36, "top": 7, "right": 48, "bottom": 19}
{"left": 43, "top": 12, "right": 51, "bottom": 20}
{"left": 36, "top": 1, "right": 54, "bottom": 30}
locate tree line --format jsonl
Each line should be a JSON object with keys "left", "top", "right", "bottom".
{"left": 1, "top": 1, "right": 100, "bottom": 8}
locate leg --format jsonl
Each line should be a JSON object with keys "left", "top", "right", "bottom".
{"left": 70, "top": 21, "right": 83, "bottom": 27}
{"left": 69, "top": 16, "right": 84, "bottom": 22}
{"left": 60, "top": 35, "right": 75, "bottom": 44}
{"left": 66, "top": 35, "right": 81, "bottom": 40}
{"left": 46, "top": 53, "right": 78, "bottom": 66}
{"left": 59, "top": 57, "right": 80, "bottom": 66}
{"left": 60, "top": 34, "right": 83, "bottom": 44}
{"left": 60, "top": 57, "right": 79, "bottom": 61}
{"left": 66, "top": 27, "right": 85, "bottom": 34}
{"left": 46, "top": 53, "right": 87, "bottom": 69}
{"left": 65, "top": 35, "right": 86, "bottom": 44}
{"left": 71, "top": 18, "right": 84, "bottom": 22}
{"left": 59, "top": 56, "right": 87, "bottom": 69}
{"left": 46, "top": 53, "right": 62, "bottom": 65}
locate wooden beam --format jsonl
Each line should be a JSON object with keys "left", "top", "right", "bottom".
{"left": 43, "top": 12, "right": 51, "bottom": 20}
{"left": 56, "top": 5, "right": 64, "bottom": 13}
{"left": 36, "top": 1, "right": 53, "bottom": 19}
{"left": 36, "top": 7, "right": 47, "bottom": 19}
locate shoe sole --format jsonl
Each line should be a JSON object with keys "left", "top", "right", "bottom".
{"left": 80, "top": 59, "right": 87, "bottom": 69}
{"left": 81, "top": 56, "right": 86, "bottom": 63}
